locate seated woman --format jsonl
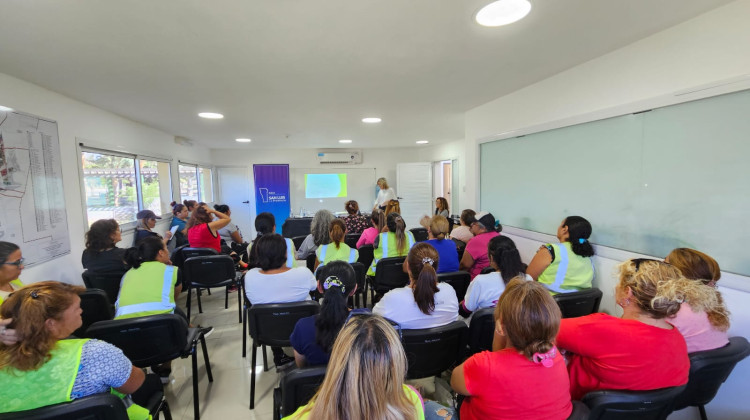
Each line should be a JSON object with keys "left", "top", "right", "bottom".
{"left": 133, "top": 209, "right": 172, "bottom": 245}
{"left": 186, "top": 203, "right": 231, "bottom": 253}
{"left": 425, "top": 215, "right": 459, "bottom": 273}
{"left": 450, "top": 209, "right": 476, "bottom": 244}
{"left": 183, "top": 199, "right": 198, "bottom": 216}
{"left": 368, "top": 212, "right": 416, "bottom": 276}
{"left": 556, "top": 259, "right": 691, "bottom": 400}
{"left": 0, "top": 242, "right": 25, "bottom": 305}
{"left": 434, "top": 197, "right": 449, "bottom": 218}
{"left": 245, "top": 234, "right": 317, "bottom": 366}
{"left": 315, "top": 219, "right": 358, "bottom": 271}
{"left": 460, "top": 212, "right": 500, "bottom": 279}
{"left": 384, "top": 199, "right": 401, "bottom": 217}
{"left": 526, "top": 216, "right": 594, "bottom": 294}
{"left": 81, "top": 219, "right": 129, "bottom": 274}
{"left": 284, "top": 314, "right": 424, "bottom": 420}
{"left": 447, "top": 278, "right": 572, "bottom": 420}
{"left": 356, "top": 209, "right": 385, "bottom": 249}
{"left": 462, "top": 236, "right": 528, "bottom": 315}
{"left": 213, "top": 204, "right": 246, "bottom": 247}
{"left": 0, "top": 281, "right": 158, "bottom": 419}
{"left": 373, "top": 243, "right": 458, "bottom": 329}
{"left": 247, "top": 212, "right": 296, "bottom": 268}
{"left": 169, "top": 201, "right": 189, "bottom": 247}
{"left": 665, "top": 248, "right": 730, "bottom": 352}
{"left": 296, "top": 209, "right": 335, "bottom": 260}
{"left": 290, "top": 261, "right": 357, "bottom": 367}
{"left": 342, "top": 200, "right": 369, "bottom": 234}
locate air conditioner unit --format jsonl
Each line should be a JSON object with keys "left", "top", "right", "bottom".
{"left": 317, "top": 151, "right": 362, "bottom": 164}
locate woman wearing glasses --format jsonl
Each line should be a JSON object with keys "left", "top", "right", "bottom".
{"left": 0, "top": 241, "right": 25, "bottom": 305}
{"left": 556, "top": 259, "right": 695, "bottom": 399}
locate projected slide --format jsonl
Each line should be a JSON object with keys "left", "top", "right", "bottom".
{"left": 305, "top": 173, "right": 347, "bottom": 198}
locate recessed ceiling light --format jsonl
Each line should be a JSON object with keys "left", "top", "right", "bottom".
{"left": 416, "top": 140, "right": 429, "bottom": 144}
{"left": 236, "top": 138, "right": 252, "bottom": 143}
{"left": 198, "top": 112, "right": 224, "bottom": 119}
{"left": 475, "top": 0, "right": 531, "bottom": 27}
{"left": 0, "top": 105, "right": 13, "bottom": 112}
{"left": 339, "top": 139, "right": 353, "bottom": 144}
{"left": 362, "top": 117, "right": 382, "bottom": 123}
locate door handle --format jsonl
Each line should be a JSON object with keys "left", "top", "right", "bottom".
{"left": 242, "top": 201, "right": 250, "bottom": 204}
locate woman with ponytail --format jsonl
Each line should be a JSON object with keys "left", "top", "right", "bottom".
{"left": 290, "top": 261, "right": 357, "bottom": 367}
{"left": 425, "top": 215, "right": 459, "bottom": 273}
{"left": 169, "top": 202, "right": 189, "bottom": 247}
{"left": 314, "top": 219, "right": 358, "bottom": 271}
{"left": 246, "top": 212, "right": 296, "bottom": 269}
{"left": 367, "top": 212, "right": 416, "bottom": 276}
{"left": 373, "top": 243, "right": 458, "bottom": 329}
{"left": 556, "top": 259, "right": 690, "bottom": 400}
{"left": 462, "top": 236, "right": 529, "bottom": 315}
{"left": 527, "top": 215, "right": 595, "bottom": 294}
{"left": 445, "top": 278, "right": 572, "bottom": 420}
{"left": 356, "top": 209, "right": 385, "bottom": 248}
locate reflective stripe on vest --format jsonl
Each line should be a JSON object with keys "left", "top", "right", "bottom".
{"left": 348, "top": 248, "right": 357, "bottom": 263}
{"left": 318, "top": 243, "right": 328, "bottom": 262}
{"left": 285, "top": 238, "right": 294, "bottom": 268}
{"left": 116, "top": 265, "right": 175, "bottom": 317}
{"left": 541, "top": 243, "right": 595, "bottom": 294}
{"left": 547, "top": 244, "right": 573, "bottom": 294}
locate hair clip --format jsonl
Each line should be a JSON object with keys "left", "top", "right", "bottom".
{"left": 532, "top": 347, "right": 557, "bottom": 368}
{"left": 323, "top": 276, "right": 345, "bottom": 294}
{"left": 422, "top": 257, "right": 434, "bottom": 265}
{"left": 30, "top": 291, "right": 39, "bottom": 299}
{"left": 579, "top": 238, "right": 586, "bottom": 244}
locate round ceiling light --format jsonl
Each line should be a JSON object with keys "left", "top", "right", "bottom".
{"left": 362, "top": 117, "right": 382, "bottom": 123}
{"left": 416, "top": 140, "right": 429, "bottom": 144}
{"left": 198, "top": 112, "right": 224, "bottom": 119}
{"left": 339, "top": 139, "right": 353, "bottom": 144}
{"left": 475, "top": 0, "right": 531, "bottom": 27}
{"left": 235, "top": 138, "right": 252, "bottom": 143}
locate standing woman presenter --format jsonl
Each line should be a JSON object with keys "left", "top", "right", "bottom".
{"left": 373, "top": 177, "right": 397, "bottom": 211}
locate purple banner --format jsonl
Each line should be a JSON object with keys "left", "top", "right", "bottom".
{"left": 253, "top": 164, "right": 290, "bottom": 234}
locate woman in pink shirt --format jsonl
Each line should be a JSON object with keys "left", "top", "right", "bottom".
{"left": 460, "top": 211, "right": 500, "bottom": 279}
{"left": 356, "top": 210, "right": 385, "bottom": 249}
{"left": 665, "top": 248, "right": 730, "bottom": 353}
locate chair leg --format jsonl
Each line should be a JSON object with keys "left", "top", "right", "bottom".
{"left": 197, "top": 288, "right": 203, "bottom": 314}
{"left": 262, "top": 344, "right": 269, "bottom": 371}
{"left": 237, "top": 287, "right": 242, "bottom": 323}
{"left": 242, "top": 307, "right": 247, "bottom": 358}
{"left": 192, "top": 348, "right": 200, "bottom": 420}
{"left": 250, "top": 339, "right": 257, "bottom": 409}
{"left": 200, "top": 335, "right": 213, "bottom": 382}
{"left": 160, "top": 399, "right": 173, "bottom": 420}
{"left": 699, "top": 405, "right": 708, "bottom": 420}
{"left": 186, "top": 288, "right": 193, "bottom": 321}
{"left": 224, "top": 286, "right": 229, "bottom": 309}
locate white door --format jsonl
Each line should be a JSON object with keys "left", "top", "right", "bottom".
{"left": 397, "top": 162, "right": 433, "bottom": 229}
{"left": 216, "top": 167, "right": 255, "bottom": 240}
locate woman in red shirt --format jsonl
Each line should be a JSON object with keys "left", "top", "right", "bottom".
{"left": 186, "top": 203, "right": 231, "bottom": 253}
{"left": 447, "top": 277, "right": 572, "bottom": 420}
{"left": 556, "top": 259, "right": 691, "bottom": 400}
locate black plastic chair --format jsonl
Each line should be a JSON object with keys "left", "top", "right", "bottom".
{"left": 370, "top": 257, "right": 409, "bottom": 303}
{"left": 410, "top": 227, "right": 428, "bottom": 242}
{"left": 272, "top": 365, "right": 328, "bottom": 419}
{"left": 567, "top": 401, "right": 590, "bottom": 420}
{"left": 350, "top": 262, "right": 368, "bottom": 308}
{"left": 479, "top": 266, "right": 495, "bottom": 275}
{"left": 467, "top": 307, "right": 495, "bottom": 356}
{"left": 553, "top": 288, "right": 603, "bottom": 318}
{"left": 344, "top": 233, "right": 361, "bottom": 249}
{"left": 81, "top": 270, "right": 124, "bottom": 305}
{"left": 583, "top": 385, "right": 687, "bottom": 420}
{"left": 402, "top": 321, "right": 469, "bottom": 379}
{"left": 86, "top": 314, "right": 213, "bottom": 420}
{"left": 673, "top": 336, "right": 750, "bottom": 420}
{"left": 292, "top": 235, "right": 307, "bottom": 252}
{"left": 73, "top": 288, "right": 114, "bottom": 338}
{"left": 306, "top": 254, "right": 316, "bottom": 272}
{"left": 246, "top": 301, "right": 320, "bottom": 409}
{"left": 452, "top": 238, "right": 466, "bottom": 261}
{"left": 0, "top": 393, "right": 131, "bottom": 420}
{"left": 437, "top": 271, "right": 471, "bottom": 302}
{"left": 183, "top": 254, "right": 239, "bottom": 321}
{"left": 171, "top": 246, "right": 218, "bottom": 270}
{"left": 357, "top": 244, "right": 374, "bottom": 270}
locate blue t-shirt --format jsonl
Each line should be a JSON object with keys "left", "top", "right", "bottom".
{"left": 289, "top": 315, "right": 331, "bottom": 366}
{"left": 170, "top": 217, "right": 186, "bottom": 231}
{"left": 425, "top": 239, "right": 460, "bottom": 273}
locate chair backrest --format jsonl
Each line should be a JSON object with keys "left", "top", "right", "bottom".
{"left": 292, "top": 236, "right": 307, "bottom": 252}
{"left": 86, "top": 314, "right": 188, "bottom": 367}
{"left": 452, "top": 238, "right": 466, "bottom": 261}
{"left": 280, "top": 365, "right": 328, "bottom": 416}
{"left": 357, "top": 245, "right": 374, "bottom": 269}
{"left": 183, "top": 254, "right": 236, "bottom": 288}
{"left": 468, "top": 307, "right": 495, "bottom": 356}
{"left": 350, "top": 262, "right": 366, "bottom": 295}
{"left": 553, "top": 287, "right": 603, "bottom": 318}
{"left": 373, "top": 257, "right": 409, "bottom": 294}
{"left": 247, "top": 301, "right": 320, "bottom": 347}
{"left": 673, "top": 336, "right": 750, "bottom": 410}
{"left": 409, "top": 228, "right": 428, "bottom": 242}
{"left": 171, "top": 246, "right": 218, "bottom": 270}
{"left": 0, "top": 393, "right": 129, "bottom": 420}
{"left": 583, "top": 385, "right": 687, "bottom": 420}
{"left": 306, "top": 254, "right": 316, "bottom": 272}
{"left": 567, "top": 400, "right": 590, "bottom": 420}
{"left": 80, "top": 270, "right": 124, "bottom": 305}
{"left": 402, "top": 321, "right": 468, "bottom": 379}
{"left": 344, "top": 233, "right": 361, "bottom": 249}
{"left": 74, "top": 288, "right": 114, "bottom": 338}
{"left": 437, "top": 271, "right": 471, "bottom": 302}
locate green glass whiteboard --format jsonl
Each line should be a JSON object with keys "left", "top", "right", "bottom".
{"left": 480, "top": 88, "right": 750, "bottom": 276}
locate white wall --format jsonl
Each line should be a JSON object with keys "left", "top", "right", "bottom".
{"left": 0, "top": 72, "right": 212, "bottom": 285}
{"left": 464, "top": 2, "right": 750, "bottom": 418}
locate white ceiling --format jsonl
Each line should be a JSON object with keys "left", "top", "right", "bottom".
{"left": 0, "top": 0, "right": 735, "bottom": 149}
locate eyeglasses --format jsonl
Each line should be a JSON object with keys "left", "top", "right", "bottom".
{"left": 2, "top": 258, "right": 25, "bottom": 267}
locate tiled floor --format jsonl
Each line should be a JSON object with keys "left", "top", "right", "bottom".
{"left": 164, "top": 288, "right": 278, "bottom": 420}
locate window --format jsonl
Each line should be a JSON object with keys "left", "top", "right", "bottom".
{"left": 81, "top": 150, "right": 172, "bottom": 227}
{"left": 179, "top": 164, "right": 213, "bottom": 203}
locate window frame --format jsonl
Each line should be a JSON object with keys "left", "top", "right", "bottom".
{"left": 178, "top": 161, "right": 214, "bottom": 203}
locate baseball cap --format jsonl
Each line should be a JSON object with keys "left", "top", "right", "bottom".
{"left": 136, "top": 209, "right": 161, "bottom": 220}
{"left": 473, "top": 211, "right": 496, "bottom": 230}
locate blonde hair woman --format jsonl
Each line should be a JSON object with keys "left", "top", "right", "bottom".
{"left": 285, "top": 314, "right": 424, "bottom": 420}
{"left": 373, "top": 177, "right": 397, "bottom": 211}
